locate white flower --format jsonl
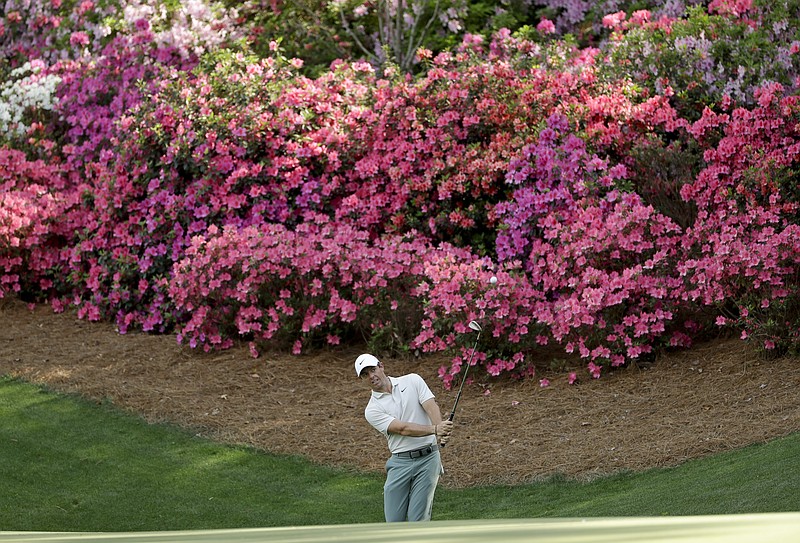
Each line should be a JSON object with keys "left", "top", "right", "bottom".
{"left": 0, "top": 62, "right": 61, "bottom": 137}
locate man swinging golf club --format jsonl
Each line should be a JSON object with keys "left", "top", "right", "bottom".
{"left": 356, "top": 353, "right": 453, "bottom": 522}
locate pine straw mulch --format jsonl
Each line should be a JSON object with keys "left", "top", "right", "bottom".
{"left": 2, "top": 297, "right": 800, "bottom": 488}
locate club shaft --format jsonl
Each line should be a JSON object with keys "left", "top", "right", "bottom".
{"left": 448, "top": 331, "right": 481, "bottom": 421}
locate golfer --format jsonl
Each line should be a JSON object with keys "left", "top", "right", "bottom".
{"left": 355, "top": 353, "right": 453, "bottom": 522}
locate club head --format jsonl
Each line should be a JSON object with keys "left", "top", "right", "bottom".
{"left": 468, "top": 320, "right": 482, "bottom": 332}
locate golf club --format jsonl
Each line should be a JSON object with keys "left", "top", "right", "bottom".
{"left": 441, "top": 320, "right": 482, "bottom": 448}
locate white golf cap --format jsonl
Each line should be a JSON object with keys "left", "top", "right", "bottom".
{"left": 355, "top": 353, "right": 380, "bottom": 377}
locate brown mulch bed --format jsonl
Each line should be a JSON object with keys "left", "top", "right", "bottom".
{"left": 2, "top": 298, "right": 800, "bottom": 488}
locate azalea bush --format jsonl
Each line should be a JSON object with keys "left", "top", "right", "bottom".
{"left": 413, "top": 259, "right": 546, "bottom": 387}
{"left": 230, "top": 0, "right": 542, "bottom": 76}
{"left": 169, "top": 221, "right": 475, "bottom": 355}
{"left": 603, "top": 1, "right": 800, "bottom": 118}
{"left": 0, "top": 61, "right": 62, "bottom": 144}
{"left": 528, "top": 0, "right": 694, "bottom": 42}
{"left": 2, "top": 0, "right": 800, "bottom": 388}
{"left": 0, "top": 2, "right": 242, "bottom": 324}
{"left": 0, "top": 149, "right": 76, "bottom": 300}
{"left": 729, "top": 292, "right": 800, "bottom": 358}
{"left": 678, "top": 81, "right": 800, "bottom": 357}
{"left": 0, "top": 0, "right": 240, "bottom": 67}
{"left": 47, "top": 47, "right": 363, "bottom": 336}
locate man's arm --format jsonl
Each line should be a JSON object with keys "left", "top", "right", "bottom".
{"left": 385, "top": 398, "right": 454, "bottom": 438}
{"left": 421, "top": 397, "right": 453, "bottom": 445}
{"left": 386, "top": 418, "right": 445, "bottom": 438}
{"left": 422, "top": 397, "right": 443, "bottom": 425}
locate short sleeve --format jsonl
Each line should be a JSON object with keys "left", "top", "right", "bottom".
{"left": 365, "top": 402, "right": 394, "bottom": 436}
{"left": 409, "top": 373, "right": 435, "bottom": 405}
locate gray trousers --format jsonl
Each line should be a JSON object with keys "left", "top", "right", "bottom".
{"left": 383, "top": 449, "right": 442, "bottom": 522}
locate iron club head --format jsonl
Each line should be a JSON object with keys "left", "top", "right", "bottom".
{"left": 468, "top": 320, "right": 482, "bottom": 332}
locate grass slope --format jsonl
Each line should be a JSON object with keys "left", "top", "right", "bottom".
{"left": 1, "top": 376, "right": 798, "bottom": 532}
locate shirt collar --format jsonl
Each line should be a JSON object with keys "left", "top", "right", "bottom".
{"left": 370, "top": 376, "right": 398, "bottom": 398}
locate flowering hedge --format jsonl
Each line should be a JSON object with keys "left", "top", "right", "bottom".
{"left": 0, "top": 149, "right": 69, "bottom": 297}
{"left": 2, "top": 0, "right": 799, "bottom": 388}
{"left": 0, "top": 0, "right": 239, "bottom": 68}
{"left": 170, "top": 221, "right": 475, "bottom": 356}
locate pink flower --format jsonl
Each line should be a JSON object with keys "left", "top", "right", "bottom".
{"left": 708, "top": 0, "right": 753, "bottom": 17}
{"left": 629, "top": 10, "right": 650, "bottom": 26}
{"left": 568, "top": 372, "right": 578, "bottom": 385}
{"left": 77, "top": 0, "right": 94, "bottom": 15}
{"left": 539, "top": 378, "right": 550, "bottom": 388}
{"left": 764, "top": 340, "right": 776, "bottom": 350}
{"left": 536, "top": 18, "right": 556, "bottom": 35}
{"left": 70, "top": 31, "right": 90, "bottom": 47}
{"left": 248, "top": 342, "right": 259, "bottom": 358}
{"left": 483, "top": 389, "right": 491, "bottom": 396}
{"left": 715, "top": 316, "right": 727, "bottom": 326}
{"left": 602, "top": 11, "right": 626, "bottom": 30}
{"left": 461, "top": 33, "right": 484, "bottom": 46}
{"left": 415, "top": 48, "right": 432, "bottom": 61}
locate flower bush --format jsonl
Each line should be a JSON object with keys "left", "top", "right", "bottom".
{"left": 414, "top": 259, "right": 546, "bottom": 388}
{"left": 0, "top": 61, "right": 62, "bottom": 141}
{"left": 678, "top": 81, "right": 800, "bottom": 357}
{"left": 1, "top": 0, "right": 799, "bottom": 388}
{"left": 604, "top": 1, "right": 800, "bottom": 117}
{"left": 169, "top": 221, "right": 474, "bottom": 355}
{"left": 0, "top": 0, "right": 239, "bottom": 67}
{"left": 0, "top": 148, "right": 77, "bottom": 300}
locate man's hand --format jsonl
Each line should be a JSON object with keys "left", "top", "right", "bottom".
{"left": 436, "top": 420, "right": 453, "bottom": 438}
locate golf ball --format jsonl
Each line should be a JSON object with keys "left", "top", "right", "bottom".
{"left": 490, "top": 276, "right": 497, "bottom": 284}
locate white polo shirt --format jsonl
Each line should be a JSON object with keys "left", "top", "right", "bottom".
{"left": 365, "top": 373, "right": 437, "bottom": 454}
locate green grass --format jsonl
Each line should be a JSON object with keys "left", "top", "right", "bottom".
{"left": 1, "top": 375, "right": 798, "bottom": 532}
